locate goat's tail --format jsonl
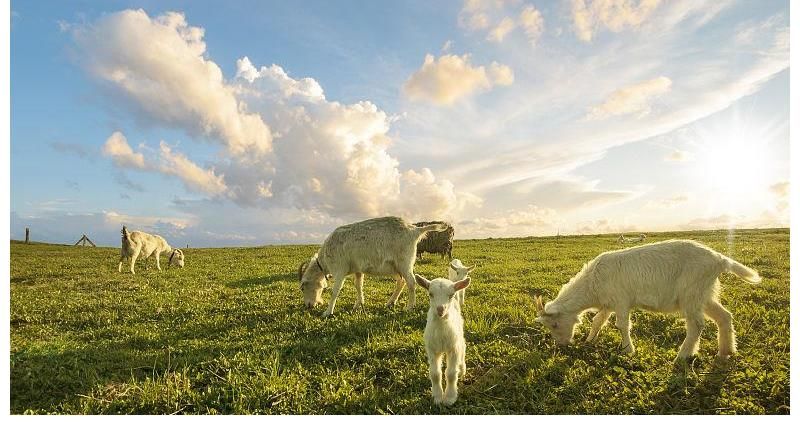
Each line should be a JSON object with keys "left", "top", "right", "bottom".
{"left": 413, "top": 222, "right": 449, "bottom": 239}
{"left": 121, "top": 226, "right": 131, "bottom": 244}
{"left": 722, "top": 256, "right": 762, "bottom": 284}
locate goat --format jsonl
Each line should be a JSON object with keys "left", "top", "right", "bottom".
{"left": 118, "top": 226, "right": 184, "bottom": 274}
{"left": 298, "top": 216, "right": 447, "bottom": 317}
{"left": 414, "top": 221, "right": 454, "bottom": 260}
{"left": 415, "top": 274, "right": 471, "bottom": 406}
{"left": 618, "top": 233, "right": 647, "bottom": 243}
{"left": 448, "top": 259, "right": 475, "bottom": 308}
{"left": 534, "top": 240, "right": 761, "bottom": 362}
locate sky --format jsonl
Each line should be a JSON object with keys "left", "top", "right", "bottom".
{"left": 9, "top": 0, "right": 790, "bottom": 247}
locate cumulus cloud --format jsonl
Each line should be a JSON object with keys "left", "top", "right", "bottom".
{"left": 519, "top": 5, "right": 545, "bottom": 46}
{"left": 73, "top": 10, "right": 469, "bottom": 223}
{"left": 587, "top": 76, "right": 672, "bottom": 120}
{"left": 572, "top": 0, "right": 663, "bottom": 42}
{"left": 102, "top": 131, "right": 146, "bottom": 169}
{"left": 403, "top": 53, "right": 514, "bottom": 105}
{"left": 488, "top": 17, "right": 516, "bottom": 42}
{"left": 71, "top": 9, "right": 272, "bottom": 156}
{"left": 769, "top": 181, "right": 789, "bottom": 212}
{"left": 458, "top": 205, "right": 560, "bottom": 238}
{"left": 103, "top": 131, "right": 226, "bottom": 196}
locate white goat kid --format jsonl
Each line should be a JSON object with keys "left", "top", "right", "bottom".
{"left": 448, "top": 259, "right": 475, "bottom": 307}
{"left": 298, "top": 216, "right": 448, "bottom": 317}
{"left": 416, "top": 274, "right": 470, "bottom": 406}
{"left": 535, "top": 240, "right": 761, "bottom": 362}
{"left": 118, "top": 226, "right": 184, "bottom": 274}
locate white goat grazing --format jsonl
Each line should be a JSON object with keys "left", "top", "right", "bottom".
{"left": 535, "top": 240, "right": 761, "bottom": 362}
{"left": 298, "top": 216, "right": 447, "bottom": 317}
{"left": 618, "top": 233, "right": 647, "bottom": 243}
{"left": 416, "top": 274, "right": 471, "bottom": 406}
{"left": 448, "top": 259, "right": 475, "bottom": 307}
{"left": 118, "top": 226, "right": 184, "bottom": 274}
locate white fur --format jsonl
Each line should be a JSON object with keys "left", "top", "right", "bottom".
{"left": 535, "top": 239, "right": 761, "bottom": 361}
{"left": 118, "top": 226, "right": 184, "bottom": 274}
{"left": 416, "top": 274, "right": 470, "bottom": 406}
{"left": 448, "top": 259, "right": 475, "bottom": 307}
{"left": 618, "top": 234, "right": 647, "bottom": 243}
{"left": 298, "top": 216, "right": 447, "bottom": 316}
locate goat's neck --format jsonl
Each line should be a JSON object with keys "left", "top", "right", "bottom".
{"left": 551, "top": 284, "right": 597, "bottom": 315}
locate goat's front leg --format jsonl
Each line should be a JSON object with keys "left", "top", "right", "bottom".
{"left": 587, "top": 309, "right": 612, "bottom": 343}
{"left": 386, "top": 275, "right": 405, "bottom": 307}
{"left": 118, "top": 255, "right": 125, "bottom": 273}
{"left": 155, "top": 252, "right": 162, "bottom": 271}
{"left": 443, "top": 352, "right": 460, "bottom": 405}
{"left": 323, "top": 276, "right": 346, "bottom": 317}
{"left": 615, "top": 308, "right": 635, "bottom": 354}
{"left": 353, "top": 273, "right": 365, "bottom": 310}
{"left": 427, "top": 351, "right": 444, "bottom": 404}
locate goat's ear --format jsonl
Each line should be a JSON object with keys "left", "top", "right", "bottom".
{"left": 298, "top": 261, "right": 308, "bottom": 282}
{"left": 326, "top": 274, "right": 332, "bottom": 280}
{"left": 414, "top": 274, "right": 431, "bottom": 290}
{"left": 534, "top": 295, "right": 546, "bottom": 313}
{"left": 466, "top": 265, "right": 476, "bottom": 273}
{"left": 453, "top": 276, "right": 471, "bottom": 291}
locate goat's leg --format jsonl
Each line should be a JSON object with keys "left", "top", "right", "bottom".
{"left": 443, "top": 352, "right": 460, "bottom": 405}
{"left": 386, "top": 275, "right": 405, "bottom": 307}
{"left": 676, "top": 311, "right": 705, "bottom": 361}
{"left": 118, "top": 254, "right": 125, "bottom": 273}
{"left": 129, "top": 248, "right": 141, "bottom": 275}
{"left": 427, "top": 351, "right": 444, "bottom": 404}
{"left": 615, "top": 308, "right": 635, "bottom": 354}
{"left": 705, "top": 299, "right": 736, "bottom": 359}
{"left": 587, "top": 309, "right": 612, "bottom": 343}
{"left": 353, "top": 273, "right": 365, "bottom": 310}
{"left": 155, "top": 252, "right": 162, "bottom": 271}
{"left": 402, "top": 271, "right": 417, "bottom": 311}
{"left": 323, "top": 276, "right": 346, "bottom": 317}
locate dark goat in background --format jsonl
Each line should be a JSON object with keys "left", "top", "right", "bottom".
{"left": 414, "top": 221, "right": 454, "bottom": 260}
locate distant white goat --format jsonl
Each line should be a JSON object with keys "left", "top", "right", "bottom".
{"left": 298, "top": 216, "right": 448, "bottom": 316}
{"left": 118, "top": 226, "right": 184, "bottom": 274}
{"left": 535, "top": 240, "right": 761, "bottom": 362}
{"left": 618, "top": 234, "right": 647, "bottom": 243}
{"left": 416, "top": 274, "right": 471, "bottom": 406}
{"left": 448, "top": 259, "right": 475, "bottom": 307}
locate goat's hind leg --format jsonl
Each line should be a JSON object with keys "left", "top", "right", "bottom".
{"left": 676, "top": 310, "right": 705, "bottom": 362}
{"left": 386, "top": 275, "right": 405, "bottom": 308}
{"left": 705, "top": 299, "right": 736, "bottom": 359}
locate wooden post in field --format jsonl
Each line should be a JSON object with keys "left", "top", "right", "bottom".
{"left": 74, "top": 234, "right": 97, "bottom": 247}
{"left": 25, "top": 227, "right": 30, "bottom": 244}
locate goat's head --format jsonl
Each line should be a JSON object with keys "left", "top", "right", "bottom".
{"left": 534, "top": 296, "right": 579, "bottom": 346}
{"left": 415, "top": 274, "right": 470, "bottom": 319}
{"left": 448, "top": 259, "right": 476, "bottom": 282}
{"left": 298, "top": 256, "right": 329, "bottom": 309}
{"left": 168, "top": 249, "right": 185, "bottom": 268}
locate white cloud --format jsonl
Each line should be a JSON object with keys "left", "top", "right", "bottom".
{"left": 587, "top": 76, "right": 672, "bottom": 120}
{"left": 458, "top": 205, "right": 560, "bottom": 238}
{"left": 644, "top": 194, "right": 689, "bottom": 209}
{"left": 72, "top": 9, "right": 272, "bottom": 156}
{"left": 488, "top": 17, "right": 516, "bottom": 42}
{"left": 572, "top": 0, "right": 663, "bottom": 42}
{"left": 102, "top": 131, "right": 227, "bottom": 196}
{"left": 74, "top": 10, "right": 470, "bottom": 223}
{"left": 519, "top": 5, "right": 545, "bottom": 46}
{"left": 102, "top": 131, "right": 146, "bottom": 169}
{"left": 403, "top": 53, "right": 514, "bottom": 105}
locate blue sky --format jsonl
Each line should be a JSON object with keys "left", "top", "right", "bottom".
{"left": 10, "top": 0, "right": 790, "bottom": 247}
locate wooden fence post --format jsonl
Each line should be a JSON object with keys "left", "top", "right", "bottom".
{"left": 25, "top": 227, "right": 30, "bottom": 244}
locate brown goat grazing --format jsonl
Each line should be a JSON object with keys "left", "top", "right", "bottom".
{"left": 414, "top": 221, "right": 454, "bottom": 260}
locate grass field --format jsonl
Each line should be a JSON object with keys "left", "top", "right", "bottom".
{"left": 10, "top": 228, "right": 790, "bottom": 414}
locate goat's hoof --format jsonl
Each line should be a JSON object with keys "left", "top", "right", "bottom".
{"left": 443, "top": 395, "right": 457, "bottom": 406}
{"left": 322, "top": 310, "right": 334, "bottom": 318}
{"left": 619, "top": 345, "right": 635, "bottom": 355}
{"left": 404, "top": 304, "right": 416, "bottom": 312}
{"left": 432, "top": 396, "right": 443, "bottom": 405}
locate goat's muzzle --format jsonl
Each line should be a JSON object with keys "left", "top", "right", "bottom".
{"left": 437, "top": 306, "right": 448, "bottom": 318}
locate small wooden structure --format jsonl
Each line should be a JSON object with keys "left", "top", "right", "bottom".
{"left": 25, "top": 227, "right": 30, "bottom": 244}
{"left": 74, "top": 234, "right": 96, "bottom": 247}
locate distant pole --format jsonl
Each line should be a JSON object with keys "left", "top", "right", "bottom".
{"left": 25, "top": 227, "right": 30, "bottom": 244}
{"left": 186, "top": 244, "right": 189, "bottom": 249}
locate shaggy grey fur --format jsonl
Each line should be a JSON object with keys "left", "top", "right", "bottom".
{"left": 414, "top": 221, "right": 454, "bottom": 260}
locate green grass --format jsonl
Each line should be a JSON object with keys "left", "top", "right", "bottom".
{"left": 10, "top": 229, "right": 790, "bottom": 414}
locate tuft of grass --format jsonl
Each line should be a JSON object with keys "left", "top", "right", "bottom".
{"left": 10, "top": 229, "right": 789, "bottom": 414}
